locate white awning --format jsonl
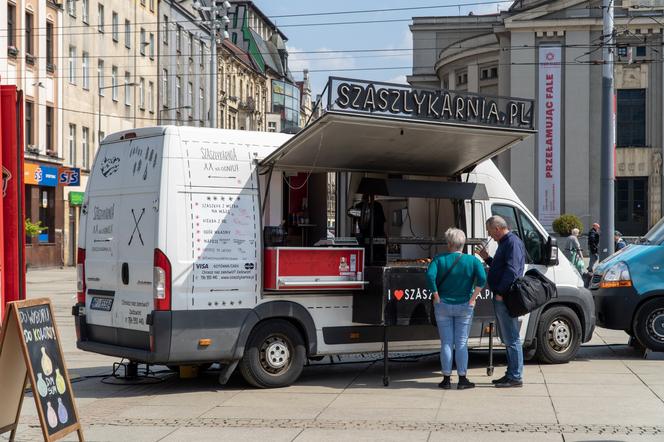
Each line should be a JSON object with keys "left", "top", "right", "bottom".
{"left": 260, "top": 111, "right": 534, "bottom": 177}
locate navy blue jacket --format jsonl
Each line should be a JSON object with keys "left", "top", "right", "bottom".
{"left": 484, "top": 231, "right": 526, "bottom": 295}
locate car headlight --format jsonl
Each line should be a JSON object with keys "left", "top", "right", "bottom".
{"left": 600, "top": 261, "right": 632, "bottom": 288}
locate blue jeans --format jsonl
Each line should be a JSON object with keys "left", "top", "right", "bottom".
{"left": 434, "top": 301, "right": 474, "bottom": 376}
{"left": 493, "top": 298, "right": 523, "bottom": 381}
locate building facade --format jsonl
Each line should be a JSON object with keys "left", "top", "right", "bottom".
{"left": 59, "top": 0, "right": 159, "bottom": 266}
{"left": 157, "top": 0, "right": 211, "bottom": 126}
{"left": 409, "top": 0, "right": 664, "bottom": 236}
{"left": 1, "top": 0, "right": 64, "bottom": 266}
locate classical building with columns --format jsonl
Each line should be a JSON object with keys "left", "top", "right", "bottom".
{"left": 409, "top": 0, "right": 663, "bottom": 235}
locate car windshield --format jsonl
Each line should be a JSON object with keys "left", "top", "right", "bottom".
{"left": 640, "top": 217, "right": 664, "bottom": 245}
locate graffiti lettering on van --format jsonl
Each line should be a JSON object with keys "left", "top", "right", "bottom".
{"left": 128, "top": 208, "right": 145, "bottom": 246}
{"left": 200, "top": 147, "right": 237, "bottom": 161}
{"left": 100, "top": 156, "right": 120, "bottom": 177}
{"left": 93, "top": 204, "right": 115, "bottom": 220}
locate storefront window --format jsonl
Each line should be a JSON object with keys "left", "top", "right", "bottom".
{"left": 25, "top": 185, "right": 56, "bottom": 244}
{"left": 271, "top": 79, "right": 301, "bottom": 132}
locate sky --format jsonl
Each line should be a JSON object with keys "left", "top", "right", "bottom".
{"left": 253, "top": 1, "right": 513, "bottom": 98}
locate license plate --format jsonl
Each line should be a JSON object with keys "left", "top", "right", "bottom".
{"left": 90, "top": 297, "right": 114, "bottom": 311}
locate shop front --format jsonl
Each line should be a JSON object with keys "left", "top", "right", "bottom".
{"left": 24, "top": 161, "right": 64, "bottom": 268}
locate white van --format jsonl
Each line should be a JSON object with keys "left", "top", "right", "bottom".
{"left": 73, "top": 124, "right": 594, "bottom": 388}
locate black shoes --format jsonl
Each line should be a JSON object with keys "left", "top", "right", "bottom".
{"left": 457, "top": 376, "right": 475, "bottom": 390}
{"left": 439, "top": 376, "right": 451, "bottom": 389}
{"left": 491, "top": 375, "right": 509, "bottom": 385}
{"left": 439, "top": 375, "right": 475, "bottom": 390}
{"left": 494, "top": 378, "right": 523, "bottom": 388}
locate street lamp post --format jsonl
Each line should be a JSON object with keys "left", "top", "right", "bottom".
{"left": 160, "top": 105, "right": 192, "bottom": 123}
{"left": 98, "top": 82, "right": 137, "bottom": 141}
{"left": 192, "top": 0, "right": 231, "bottom": 128}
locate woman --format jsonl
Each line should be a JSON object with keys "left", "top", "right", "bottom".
{"left": 426, "top": 228, "right": 487, "bottom": 390}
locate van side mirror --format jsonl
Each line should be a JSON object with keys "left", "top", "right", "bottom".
{"left": 545, "top": 236, "right": 558, "bottom": 266}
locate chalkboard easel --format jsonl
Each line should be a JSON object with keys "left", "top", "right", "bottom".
{"left": 0, "top": 298, "right": 84, "bottom": 441}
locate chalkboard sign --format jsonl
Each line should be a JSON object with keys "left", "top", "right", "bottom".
{"left": 0, "top": 299, "right": 83, "bottom": 441}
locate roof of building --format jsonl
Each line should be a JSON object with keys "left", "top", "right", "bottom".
{"left": 231, "top": 0, "right": 288, "bottom": 41}
{"left": 222, "top": 39, "right": 262, "bottom": 73}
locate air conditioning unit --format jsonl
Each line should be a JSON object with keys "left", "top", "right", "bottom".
{"left": 622, "top": 0, "right": 664, "bottom": 9}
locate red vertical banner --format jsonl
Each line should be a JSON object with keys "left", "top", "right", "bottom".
{"left": 0, "top": 85, "right": 26, "bottom": 318}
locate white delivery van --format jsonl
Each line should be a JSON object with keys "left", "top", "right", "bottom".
{"left": 73, "top": 79, "right": 595, "bottom": 388}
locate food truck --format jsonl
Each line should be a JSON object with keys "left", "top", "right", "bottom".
{"left": 72, "top": 78, "right": 595, "bottom": 388}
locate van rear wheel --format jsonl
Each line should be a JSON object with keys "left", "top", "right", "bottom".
{"left": 633, "top": 298, "right": 664, "bottom": 352}
{"left": 239, "top": 319, "right": 306, "bottom": 388}
{"left": 535, "top": 306, "right": 582, "bottom": 364}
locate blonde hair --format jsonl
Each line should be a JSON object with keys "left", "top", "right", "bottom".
{"left": 445, "top": 227, "right": 466, "bottom": 251}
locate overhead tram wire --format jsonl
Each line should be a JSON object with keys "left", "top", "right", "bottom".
{"left": 0, "top": 2, "right": 605, "bottom": 33}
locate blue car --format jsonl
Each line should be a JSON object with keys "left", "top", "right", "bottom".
{"left": 591, "top": 217, "right": 664, "bottom": 352}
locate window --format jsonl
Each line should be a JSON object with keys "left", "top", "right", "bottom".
{"left": 112, "top": 12, "right": 118, "bottom": 41}
{"left": 82, "top": 51, "right": 89, "bottom": 89}
{"left": 200, "top": 42, "right": 205, "bottom": 70}
{"left": 187, "top": 82, "right": 193, "bottom": 115}
{"left": 188, "top": 32, "right": 194, "bottom": 57}
{"left": 25, "top": 12, "right": 34, "bottom": 56}
{"left": 82, "top": 0, "right": 89, "bottom": 23}
{"left": 490, "top": 204, "right": 545, "bottom": 264}
{"left": 162, "top": 15, "right": 168, "bottom": 44}
{"left": 617, "top": 89, "right": 646, "bottom": 147}
{"left": 199, "top": 88, "right": 204, "bottom": 122}
{"left": 46, "top": 106, "right": 54, "bottom": 152}
{"left": 149, "top": 0, "right": 154, "bottom": 12}
{"left": 125, "top": 19, "right": 131, "bottom": 48}
{"left": 111, "top": 66, "right": 118, "bottom": 100}
{"left": 176, "top": 75, "right": 181, "bottom": 108}
{"left": 82, "top": 127, "right": 89, "bottom": 169}
{"left": 97, "top": 3, "right": 104, "bottom": 32}
{"left": 149, "top": 33, "right": 154, "bottom": 59}
{"left": 7, "top": 4, "right": 16, "bottom": 48}
{"left": 98, "top": 59, "right": 104, "bottom": 94}
{"left": 617, "top": 46, "right": 628, "bottom": 57}
{"left": 140, "top": 28, "right": 146, "bottom": 55}
{"left": 636, "top": 46, "right": 646, "bottom": 57}
{"left": 139, "top": 77, "right": 145, "bottom": 109}
{"left": 46, "top": 22, "right": 54, "bottom": 69}
{"left": 124, "top": 71, "right": 131, "bottom": 106}
{"left": 268, "top": 121, "right": 276, "bottom": 132}
{"left": 162, "top": 69, "right": 169, "bottom": 107}
{"left": 68, "top": 46, "right": 76, "bottom": 84}
{"left": 148, "top": 81, "right": 154, "bottom": 113}
{"left": 25, "top": 101, "right": 34, "bottom": 146}
{"left": 616, "top": 177, "right": 649, "bottom": 235}
{"left": 176, "top": 25, "right": 182, "bottom": 52}
{"left": 69, "top": 124, "right": 77, "bottom": 165}
{"left": 67, "top": 0, "right": 75, "bottom": 17}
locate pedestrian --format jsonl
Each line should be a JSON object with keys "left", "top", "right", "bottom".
{"left": 566, "top": 228, "right": 584, "bottom": 274}
{"left": 587, "top": 223, "right": 600, "bottom": 272}
{"left": 477, "top": 215, "right": 526, "bottom": 388}
{"left": 614, "top": 230, "right": 627, "bottom": 251}
{"left": 427, "top": 227, "right": 486, "bottom": 390}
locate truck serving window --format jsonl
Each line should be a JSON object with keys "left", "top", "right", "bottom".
{"left": 491, "top": 204, "right": 544, "bottom": 264}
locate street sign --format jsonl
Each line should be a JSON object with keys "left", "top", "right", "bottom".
{"left": 58, "top": 168, "right": 80, "bottom": 186}
{"left": 0, "top": 299, "right": 83, "bottom": 441}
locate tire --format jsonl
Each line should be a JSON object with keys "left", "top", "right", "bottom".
{"left": 633, "top": 298, "right": 664, "bottom": 352}
{"left": 239, "top": 319, "right": 306, "bottom": 388}
{"left": 535, "top": 306, "right": 582, "bottom": 364}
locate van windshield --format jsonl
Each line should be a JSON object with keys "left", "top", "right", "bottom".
{"left": 640, "top": 217, "right": 664, "bottom": 245}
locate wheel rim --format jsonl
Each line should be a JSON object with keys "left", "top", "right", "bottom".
{"left": 646, "top": 308, "right": 664, "bottom": 343}
{"left": 259, "top": 334, "right": 292, "bottom": 375}
{"left": 547, "top": 317, "right": 573, "bottom": 353}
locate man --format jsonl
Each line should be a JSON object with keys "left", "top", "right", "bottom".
{"left": 587, "top": 223, "right": 600, "bottom": 272}
{"left": 614, "top": 230, "right": 627, "bottom": 251}
{"left": 477, "top": 216, "right": 526, "bottom": 388}
{"left": 350, "top": 194, "right": 387, "bottom": 264}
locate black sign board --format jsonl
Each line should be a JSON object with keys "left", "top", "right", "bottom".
{"left": 0, "top": 299, "right": 83, "bottom": 441}
{"left": 327, "top": 77, "right": 535, "bottom": 131}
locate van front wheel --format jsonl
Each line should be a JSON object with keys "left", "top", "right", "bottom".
{"left": 240, "top": 319, "right": 306, "bottom": 388}
{"left": 535, "top": 306, "right": 582, "bottom": 364}
{"left": 633, "top": 298, "right": 664, "bottom": 352}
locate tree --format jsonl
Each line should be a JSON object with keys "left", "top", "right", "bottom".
{"left": 552, "top": 214, "right": 583, "bottom": 237}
